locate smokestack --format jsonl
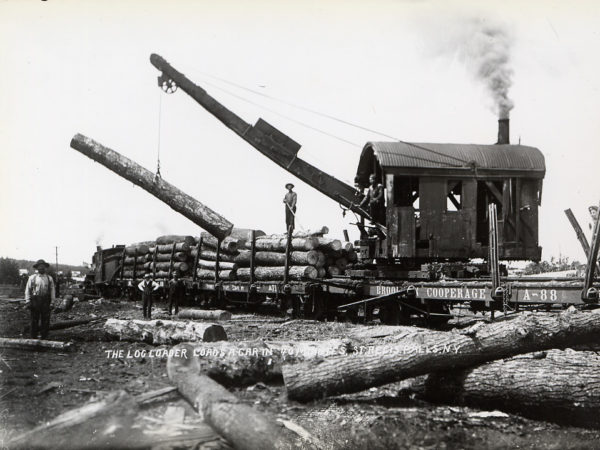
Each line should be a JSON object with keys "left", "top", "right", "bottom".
{"left": 497, "top": 118, "right": 509, "bottom": 145}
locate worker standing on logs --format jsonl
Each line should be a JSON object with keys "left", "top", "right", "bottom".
{"left": 360, "top": 174, "right": 384, "bottom": 224}
{"left": 24, "top": 259, "right": 56, "bottom": 339}
{"left": 138, "top": 273, "right": 159, "bottom": 319}
{"left": 283, "top": 183, "right": 297, "bottom": 231}
{"left": 168, "top": 271, "right": 185, "bottom": 316}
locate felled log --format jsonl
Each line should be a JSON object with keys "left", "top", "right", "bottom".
{"left": 317, "top": 267, "right": 326, "bottom": 278}
{"left": 70, "top": 134, "right": 233, "bottom": 240}
{"left": 335, "top": 257, "right": 348, "bottom": 270}
{"left": 200, "top": 233, "right": 239, "bottom": 254}
{"left": 228, "top": 228, "right": 266, "bottom": 242}
{"left": 316, "top": 237, "right": 342, "bottom": 252}
{"left": 417, "top": 349, "right": 600, "bottom": 427}
{"left": 104, "top": 319, "right": 227, "bottom": 345}
{"left": 167, "top": 352, "right": 313, "bottom": 450}
{"left": 8, "top": 390, "right": 139, "bottom": 449}
{"left": 233, "top": 250, "right": 324, "bottom": 267}
{"left": 327, "top": 266, "right": 341, "bottom": 276}
{"left": 172, "top": 339, "right": 352, "bottom": 386}
{"left": 197, "top": 259, "right": 237, "bottom": 271}
{"left": 237, "top": 266, "right": 318, "bottom": 281}
{"left": 283, "top": 308, "right": 600, "bottom": 401}
{"left": 149, "top": 242, "right": 191, "bottom": 253}
{"left": 156, "top": 235, "right": 195, "bottom": 246}
{"left": 143, "top": 261, "right": 189, "bottom": 272}
{"left": 178, "top": 309, "right": 232, "bottom": 321}
{"left": 0, "top": 337, "right": 72, "bottom": 351}
{"left": 191, "top": 247, "right": 238, "bottom": 263}
{"left": 146, "top": 252, "right": 188, "bottom": 263}
{"left": 258, "top": 227, "right": 329, "bottom": 239}
{"left": 125, "top": 244, "right": 149, "bottom": 256}
{"left": 124, "top": 255, "right": 147, "bottom": 264}
{"left": 50, "top": 318, "right": 92, "bottom": 330}
{"left": 196, "top": 269, "right": 237, "bottom": 281}
{"left": 249, "top": 237, "right": 319, "bottom": 252}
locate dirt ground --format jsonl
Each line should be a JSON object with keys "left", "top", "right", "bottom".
{"left": 1, "top": 294, "right": 599, "bottom": 449}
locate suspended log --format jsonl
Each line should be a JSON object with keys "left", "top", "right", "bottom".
{"left": 248, "top": 237, "right": 319, "bottom": 252}
{"left": 156, "top": 235, "right": 195, "bottom": 246}
{"left": 149, "top": 242, "right": 191, "bottom": 253}
{"left": 197, "top": 259, "right": 237, "bottom": 271}
{"left": 178, "top": 309, "right": 232, "bottom": 321}
{"left": 191, "top": 247, "right": 238, "bottom": 263}
{"left": 316, "top": 237, "right": 342, "bottom": 252}
{"left": 200, "top": 233, "right": 239, "bottom": 254}
{"left": 125, "top": 244, "right": 149, "bottom": 256}
{"left": 0, "top": 337, "right": 72, "bottom": 351}
{"left": 234, "top": 250, "right": 324, "bottom": 267}
{"left": 70, "top": 134, "right": 233, "bottom": 240}
{"left": 417, "top": 349, "right": 600, "bottom": 428}
{"left": 196, "top": 269, "right": 237, "bottom": 281}
{"left": 171, "top": 339, "right": 352, "bottom": 386}
{"left": 237, "top": 266, "right": 318, "bottom": 281}
{"left": 283, "top": 308, "right": 600, "bottom": 402}
{"left": 8, "top": 390, "right": 139, "bottom": 450}
{"left": 104, "top": 319, "right": 227, "bottom": 345}
{"left": 143, "top": 261, "right": 189, "bottom": 272}
{"left": 167, "top": 351, "right": 314, "bottom": 450}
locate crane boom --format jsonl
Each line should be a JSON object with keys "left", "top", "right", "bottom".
{"left": 149, "top": 53, "right": 372, "bottom": 221}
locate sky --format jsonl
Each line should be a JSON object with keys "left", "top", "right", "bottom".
{"left": 1, "top": 0, "right": 599, "bottom": 266}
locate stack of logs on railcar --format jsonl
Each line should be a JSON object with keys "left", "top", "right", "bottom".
{"left": 118, "top": 227, "right": 357, "bottom": 281}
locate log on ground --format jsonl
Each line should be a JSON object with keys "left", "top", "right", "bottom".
{"left": 178, "top": 309, "right": 232, "bottom": 321}
{"left": 282, "top": 308, "right": 600, "bottom": 401}
{"left": 0, "top": 337, "right": 72, "bottom": 351}
{"left": 70, "top": 134, "right": 233, "bottom": 240}
{"left": 420, "top": 349, "right": 600, "bottom": 428}
{"left": 167, "top": 351, "right": 316, "bottom": 450}
{"left": 237, "top": 265, "right": 318, "bottom": 281}
{"left": 104, "top": 319, "right": 227, "bottom": 345}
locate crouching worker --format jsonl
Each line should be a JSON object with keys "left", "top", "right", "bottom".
{"left": 138, "top": 273, "right": 159, "bottom": 319}
{"left": 24, "top": 259, "right": 55, "bottom": 339}
{"left": 168, "top": 271, "right": 185, "bottom": 316}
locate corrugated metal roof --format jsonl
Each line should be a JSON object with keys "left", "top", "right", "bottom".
{"left": 363, "top": 142, "right": 545, "bottom": 172}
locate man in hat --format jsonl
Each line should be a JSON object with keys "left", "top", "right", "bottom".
{"left": 138, "top": 273, "right": 159, "bottom": 319}
{"left": 168, "top": 271, "right": 185, "bottom": 316}
{"left": 283, "top": 183, "right": 297, "bottom": 231}
{"left": 24, "top": 259, "right": 55, "bottom": 339}
{"left": 360, "top": 174, "right": 385, "bottom": 223}
{"left": 589, "top": 205, "right": 599, "bottom": 230}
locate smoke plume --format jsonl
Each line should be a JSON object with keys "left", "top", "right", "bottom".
{"left": 457, "top": 18, "right": 515, "bottom": 119}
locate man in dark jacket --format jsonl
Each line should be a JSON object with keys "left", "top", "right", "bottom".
{"left": 24, "top": 259, "right": 55, "bottom": 339}
{"left": 168, "top": 271, "right": 185, "bottom": 316}
{"left": 138, "top": 273, "right": 159, "bottom": 319}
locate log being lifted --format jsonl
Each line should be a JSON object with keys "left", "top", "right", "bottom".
{"left": 420, "top": 349, "right": 600, "bottom": 428}
{"left": 196, "top": 269, "right": 237, "bottom": 281}
{"left": 70, "top": 134, "right": 233, "bottom": 241}
{"left": 167, "top": 350, "right": 316, "bottom": 450}
{"left": 104, "top": 319, "right": 227, "bottom": 345}
{"left": 178, "top": 309, "right": 232, "bottom": 321}
{"left": 283, "top": 308, "right": 600, "bottom": 401}
{"left": 234, "top": 250, "right": 323, "bottom": 267}
{"left": 0, "top": 337, "right": 72, "bottom": 351}
{"left": 238, "top": 266, "right": 317, "bottom": 281}
{"left": 248, "top": 237, "right": 319, "bottom": 252}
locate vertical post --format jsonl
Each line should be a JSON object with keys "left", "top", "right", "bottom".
{"left": 152, "top": 245, "right": 158, "bottom": 279}
{"left": 168, "top": 243, "right": 176, "bottom": 279}
{"left": 515, "top": 178, "right": 521, "bottom": 243}
{"left": 192, "top": 237, "right": 202, "bottom": 282}
{"left": 119, "top": 248, "right": 126, "bottom": 282}
{"left": 488, "top": 203, "right": 500, "bottom": 291}
{"left": 343, "top": 229, "right": 349, "bottom": 242}
{"left": 284, "top": 225, "right": 293, "bottom": 285}
{"left": 583, "top": 202, "right": 600, "bottom": 302}
{"left": 250, "top": 230, "right": 256, "bottom": 284}
{"left": 132, "top": 248, "right": 138, "bottom": 281}
{"left": 215, "top": 239, "right": 221, "bottom": 283}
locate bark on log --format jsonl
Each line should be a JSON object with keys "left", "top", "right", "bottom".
{"left": 237, "top": 266, "right": 318, "bottom": 281}
{"left": 0, "top": 337, "right": 72, "bottom": 351}
{"left": 104, "top": 319, "right": 227, "bottom": 345}
{"left": 335, "top": 257, "right": 348, "bottom": 270}
{"left": 234, "top": 250, "right": 323, "bottom": 267}
{"left": 123, "top": 255, "right": 147, "bottom": 265}
{"left": 327, "top": 266, "right": 341, "bottom": 276}
{"left": 171, "top": 339, "right": 352, "bottom": 386}
{"left": 316, "top": 237, "right": 342, "bottom": 252}
{"left": 125, "top": 244, "right": 149, "bottom": 256}
{"left": 196, "top": 269, "right": 237, "bottom": 281}
{"left": 8, "top": 390, "right": 139, "bottom": 450}
{"left": 200, "top": 233, "right": 239, "bottom": 254}
{"left": 70, "top": 134, "right": 233, "bottom": 240}
{"left": 49, "top": 318, "right": 92, "bottom": 330}
{"left": 248, "top": 237, "right": 319, "bottom": 252}
{"left": 143, "top": 261, "right": 189, "bottom": 272}
{"left": 191, "top": 247, "right": 238, "bottom": 263}
{"left": 418, "top": 349, "right": 600, "bottom": 428}
{"left": 258, "top": 227, "right": 329, "bottom": 239}
{"left": 167, "top": 351, "right": 314, "bottom": 450}
{"left": 197, "top": 259, "right": 237, "bottom": 271}
{"left": 145, "top": 252, "right": 188, "bottom": 263}
{"left": 156, "top": 235, "right": 196, "bottom": 246}
{"left": 228, "top": 228, "right": 266, "bottom": 242}
{"left": 317, "top": 267, "right": 326, "bottom": 278}
{"left": 149, "top": 242, "right": 191, "bottom": 253}
{"left": 282, "top": 308, "right": 600, "bottom": 401}
{"left": 178, "top": 309, "right": 232, "bottom": 321}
